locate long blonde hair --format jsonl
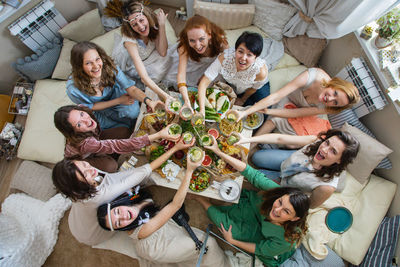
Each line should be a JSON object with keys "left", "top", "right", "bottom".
{"left": 70, "top": 42, "right": 116, "bottom": 96}
{"left": 322, "top": 77, "right": 360, "bottom": 113}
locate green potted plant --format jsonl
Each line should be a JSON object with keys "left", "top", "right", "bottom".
{"left": 376, "top": 7, "right": 400, "bottom": 49}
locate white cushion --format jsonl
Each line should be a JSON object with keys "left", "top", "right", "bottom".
{"left": 268, "top": 65, "right": 307, "bottom": 94}
{"left": 51, "top": 38, "right": 76, "bottom": 80}
{"left": 274, "top": 53, "right": 300, "bottom": 70}
{"left": 59, "top": 9, "right": 105, "bottom": 42}
{"left": 17, "top": 80, "right": 72, "bottom": 163}
{"left": 250, "top": 0, "right": 297, "bottom": 40}
{"left": 194, "top": 1, "right": 255, "bottom": 30}
{"left": 93, "top": 232, "right": 139, "bottom": 259}
{"left": 302, "top": 172, "right": 396, "bottom": 264}
{"left": 341, "top": 123, "right": 393, "bottom": 184}
{"left": 10, "top": 161, "right": 56, "bottom": 201}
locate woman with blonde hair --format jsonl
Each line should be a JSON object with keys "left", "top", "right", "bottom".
{"left": 232, "top": 68, "right": 360, "bottom": 137}
{"left": 112, "top": 0, "right": 172, "bottom": 101}
{"left": 67, "top": 41, "right": 161, "bottom": 130}
{"left": 163, "top": 14, "right": 228, "bottom": 111}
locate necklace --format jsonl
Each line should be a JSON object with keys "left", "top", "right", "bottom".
{"left": 91, "top": 80, "right": 101, "bottom": 88}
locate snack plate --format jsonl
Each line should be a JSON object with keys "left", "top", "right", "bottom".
{"left": 243, "top": 112, "right": 264, "bottom": 130}
{"left": 325, "top": 206, "right": 353, "bottom": 234}
{"left": 187, "top": 87, "right": 231, "bottom": 122}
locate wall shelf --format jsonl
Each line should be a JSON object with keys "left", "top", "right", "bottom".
{"left": 0, "top": 0, "right": 33, "bottom": 25}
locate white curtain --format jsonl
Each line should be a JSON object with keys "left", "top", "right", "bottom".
{"left": 283, "top": 0, "right": 400, "bottom": 39}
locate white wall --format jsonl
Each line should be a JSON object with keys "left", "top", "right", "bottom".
{"left": 0, "top": 0, "right": 95, "bottom": 95}
{"left": 320, "top": 32, "right": 400, "bottom": 258}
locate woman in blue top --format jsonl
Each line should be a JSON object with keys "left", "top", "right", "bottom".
{"left": 192, "top": 137, "right": 310, "bottom": 267}
{"left": 67, "top": 41, "right": 161, "bottom": 130}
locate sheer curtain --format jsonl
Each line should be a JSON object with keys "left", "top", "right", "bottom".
{"left": 283, "top": 0, "right": 400, "bottom": 39}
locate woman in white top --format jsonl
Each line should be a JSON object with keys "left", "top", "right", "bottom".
{"left": 237, "top": 129, "right": 359, "bottom": 208}
{"left": 197, "top": 32, "right": 269, "bottom": 116}
{"left": 163, "top": 15, "right": 228, "bottom": 111}
{"left": 51, "top": 136, "right": 194, "bottom": 245}
{"left": 232, "top": 68, "right": 360, "bottom": 138}
{"left": 96, "top": 154, "right": 231, "bottom": 267}
{"left": 112, "top": 1, "right": 172, "bottom": 101}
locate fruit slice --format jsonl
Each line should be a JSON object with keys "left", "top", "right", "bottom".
{"left": 202, "top": 155, "right": 212, "bottom": 166}
{"left": 208, "top": 128, "right": 219, "bottom": 139}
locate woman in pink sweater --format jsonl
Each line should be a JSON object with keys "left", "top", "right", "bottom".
{"left": 54, "top": 105, "right": 178, "bottom": 172}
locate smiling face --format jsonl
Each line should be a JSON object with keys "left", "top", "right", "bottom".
{"left": 313, "top": 136, "right": 346, "bottom": 168}
{"left": 187, "top": 27, "right": 211, "bottom": 55}
{"left": 67, "top": 110, "right": 97, "bottom": 133}
{"left": 106, "top": 205, "right": 139, "bottom": 229}
{"left": 318, "top": 87, "right": 349, "bottom": 108}
{"left": 74, "top": 160, "right": 98, "bottom": 186}
{"left": 269, "top": 194, "right": 299, "bottom": 225}
{"left": 128, "top": 13, "right": 150, "bottom": 37}
{"left": 235, "top": 43, "right": 257, "bottom": 71}
{"left": 82, "top": 49, "right": 103, "bottom": 79}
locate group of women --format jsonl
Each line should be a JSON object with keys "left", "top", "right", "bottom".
{"left": 50, "top": 1, "right": 362, "bottom": 266}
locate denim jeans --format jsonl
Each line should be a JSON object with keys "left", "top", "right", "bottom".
{"left": 237, "top": 82, "right": 270, "bottom": 107}
{"left": 252, "top": 149, "right": 296, "bottom": 182}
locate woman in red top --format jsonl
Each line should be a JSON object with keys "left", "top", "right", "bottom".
{"left": 54, "top": 105, "right": 178, "bottom": 172}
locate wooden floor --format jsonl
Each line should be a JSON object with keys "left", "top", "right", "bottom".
{"left": 0, "top": 3, "right": 185, "bottom": 207}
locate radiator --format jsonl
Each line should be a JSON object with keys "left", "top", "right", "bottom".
{"left": 8, "top": 0, "right": 67, "bottom": 52}
{"left": 336, "top": 57, "right": 388, "bottom": 118}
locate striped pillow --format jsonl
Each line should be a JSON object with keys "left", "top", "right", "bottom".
{"left": 350, "top": 216, "right": 400, "bottom": 267}
{"left": 328, "top": 109, "right": 392, "bottom": 169}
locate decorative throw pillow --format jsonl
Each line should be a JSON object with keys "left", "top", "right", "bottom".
{"left": 12, "top": 37, "right": 62, "bottom": 82}
{"left": 283, "top": 35, "right": 327, "bottom": 67}
{"left": 10, "top": 160, "right": 57, "bottom": 201}
{"left": 350, "top": 216, "right": 400, "bottom": 267}
{"left": 341, "top": 123, "right": 393, "bottom": 184}
{"left": 328, "top": 108, "right": 392, "bottom": 169}
{"left": 249, "top": 0, "right": 297, "bottom": 40}
{"left": 51, "top": 38, "right": 76, "bottom": 80}
{"left": 194, "top": 1, "right": 255, "bottom": 30}
{"left": 59, "top": 9, "right": 105, "bottom": 42}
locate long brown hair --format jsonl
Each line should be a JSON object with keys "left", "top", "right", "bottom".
{"left": 322, "top": 77, "right": 360, "bottom": 113}
{"left": 260, "top": 187, "right": 309, "bottom": 245}
{"left": 70, "top": 41, "right": 117, "bottom": 96}
{"left": 54, "top": 105, "right": 100, "bottom": 147}
{"left": 304, "top": 129, "right": 360, "bottom": 181}
{"left": 178, "top": 15, "right": 227, "bottom": 62}
{"left": 121, "top": 1, "right": 158, "bottom": 41}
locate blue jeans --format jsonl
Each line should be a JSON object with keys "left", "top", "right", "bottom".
{"left": 252, "top": 148, "right": 296, "bottom": 182}
{"left": 237, "top": 82, "right": 270, "bottom": 107}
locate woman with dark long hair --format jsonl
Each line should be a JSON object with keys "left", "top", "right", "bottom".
{"left": 67, "top": 41, "right": 161, "bottom": 130}
{"left": 54, "top": 105, "right": 179, "bottom": 172}
{"left": 191, "top": 136, "right": 310, "bottom": 267}
{"left": 237, "top": 129, "right": 360, "bottom": 208}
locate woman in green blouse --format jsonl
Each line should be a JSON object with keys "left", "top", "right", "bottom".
{"left": 193, "top": 137, "right": 310, "bottom": 267}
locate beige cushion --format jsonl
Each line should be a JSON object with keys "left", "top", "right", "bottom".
{"left": 251, "top": 0, "right": 297, "bottom": 40}
{"left": 51, "top": 38, "right": 76, "bottom": 80}
{"left": 274, "top": 53, "right": 300, "bottom": 70}
{"left": 59, "top": 9, "right": 105, "bottom": 42}
{"left": 10, "top": 161, "right": 56, "bottom": 201}
{"left": 194, "top": 1, "right": 255, "bottom": 30}
{"left": 225, "top": 25, "right": 268, "bottom": 48}
{"left": 17, "top": 80, "right": 72, "bottom": 163}
{"left": 341, "top": 123, "right": 393, "bottom": 184}
{"left": 91, "top": 27, "right": 121, "bottom": 56}
{"left": 283, "top": 35, "right": 327, "bottom": 67}
{"left": 268, "top": 65, "right": 307, "bottom": 94}
{"left": 303, "top": 172, "right": 396, "bottom": 264}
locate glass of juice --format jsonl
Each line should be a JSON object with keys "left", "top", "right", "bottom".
{"left": 183, "top": 132, "right": 194, "bottom": 144}
{"left": 200, "top": 134, "right": 213, "bottom": 146}
{"left": 225, "top": 110, "right": 237, "bottom": 124}
{"left": 180, "top": 106, "right": 193, "bottom": 121}
{"left": 168, "top": 98, "right": 182, "bottom": 114}
{"left": 188, "top": 146, "right": 204, "bottom": 162}
{"left": 226, "top": 132, "right": 239, "bottom": 145}
{"left": 168, "top": 123, "right": 182, "bottom": 137}
{"left": 191, "top": 112, "right": 204, "bottom": 126}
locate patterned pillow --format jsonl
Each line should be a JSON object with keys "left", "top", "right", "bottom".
{"left": 12, "top": 37, "right": 62, "bottom": 82}
{"left": 328, "top": 108, "right": 392, "bottom": 169}
{"left": 350, "top": 216, "right": 400, "bottom": 267}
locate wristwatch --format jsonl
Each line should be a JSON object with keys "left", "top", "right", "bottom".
{"left": 143, "top": 97, "right": 152, "bottom": 106}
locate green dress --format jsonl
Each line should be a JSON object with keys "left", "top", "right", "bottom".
{"left": 207, "top": 165, "right": 295, "bottom": 267}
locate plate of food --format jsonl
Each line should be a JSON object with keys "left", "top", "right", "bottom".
{"left": 189, "top": 169, "right": 210, "bottom": 192}
{"left": 187, "top": 87, "right": 231, "bottom": 122}
{"left": 218, "top": 117, "right": 243, "bottom": 137}
{"left": 214, "top": 137, "right": 248, "bottom": 175}
{"left": 243, "top": 112, "right": 264, "bottom": 130}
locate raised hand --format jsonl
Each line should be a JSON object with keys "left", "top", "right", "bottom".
{"left": 174, "top": 136, "right": 195, "bottom": 151}
{"left": 156, "top": 9, "right": 168, "bottom": 26}
{"left": 148, "top": 100, "right": 164, "bottom": 112}
{"left": 204, "top": 135, "right": 219, "bottom": 153}
{"left": 218, "top": 223, "right": 234, "bottom": 243}
{"left": 158, "top": 124, "right": 180, "bottom": 142}
{"left": 234, "top": 132, "right": 250, "bottom": 146}
{"left": 186, "top": 151, "right": 204, "bottom": 172}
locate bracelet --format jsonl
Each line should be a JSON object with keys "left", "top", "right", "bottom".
{"left": 177, "top": 82, "right": 187, "bottom": 89}
{"left": 143, "top": 97, "right": 152, "bottom": 106}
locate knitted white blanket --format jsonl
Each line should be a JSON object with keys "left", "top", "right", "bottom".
{"left": 0, "top": 193, "right": 71, "bottom": 267}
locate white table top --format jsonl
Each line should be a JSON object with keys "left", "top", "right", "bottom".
{"left": 134, "top": 88, "right": 252, "bottom": 203}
